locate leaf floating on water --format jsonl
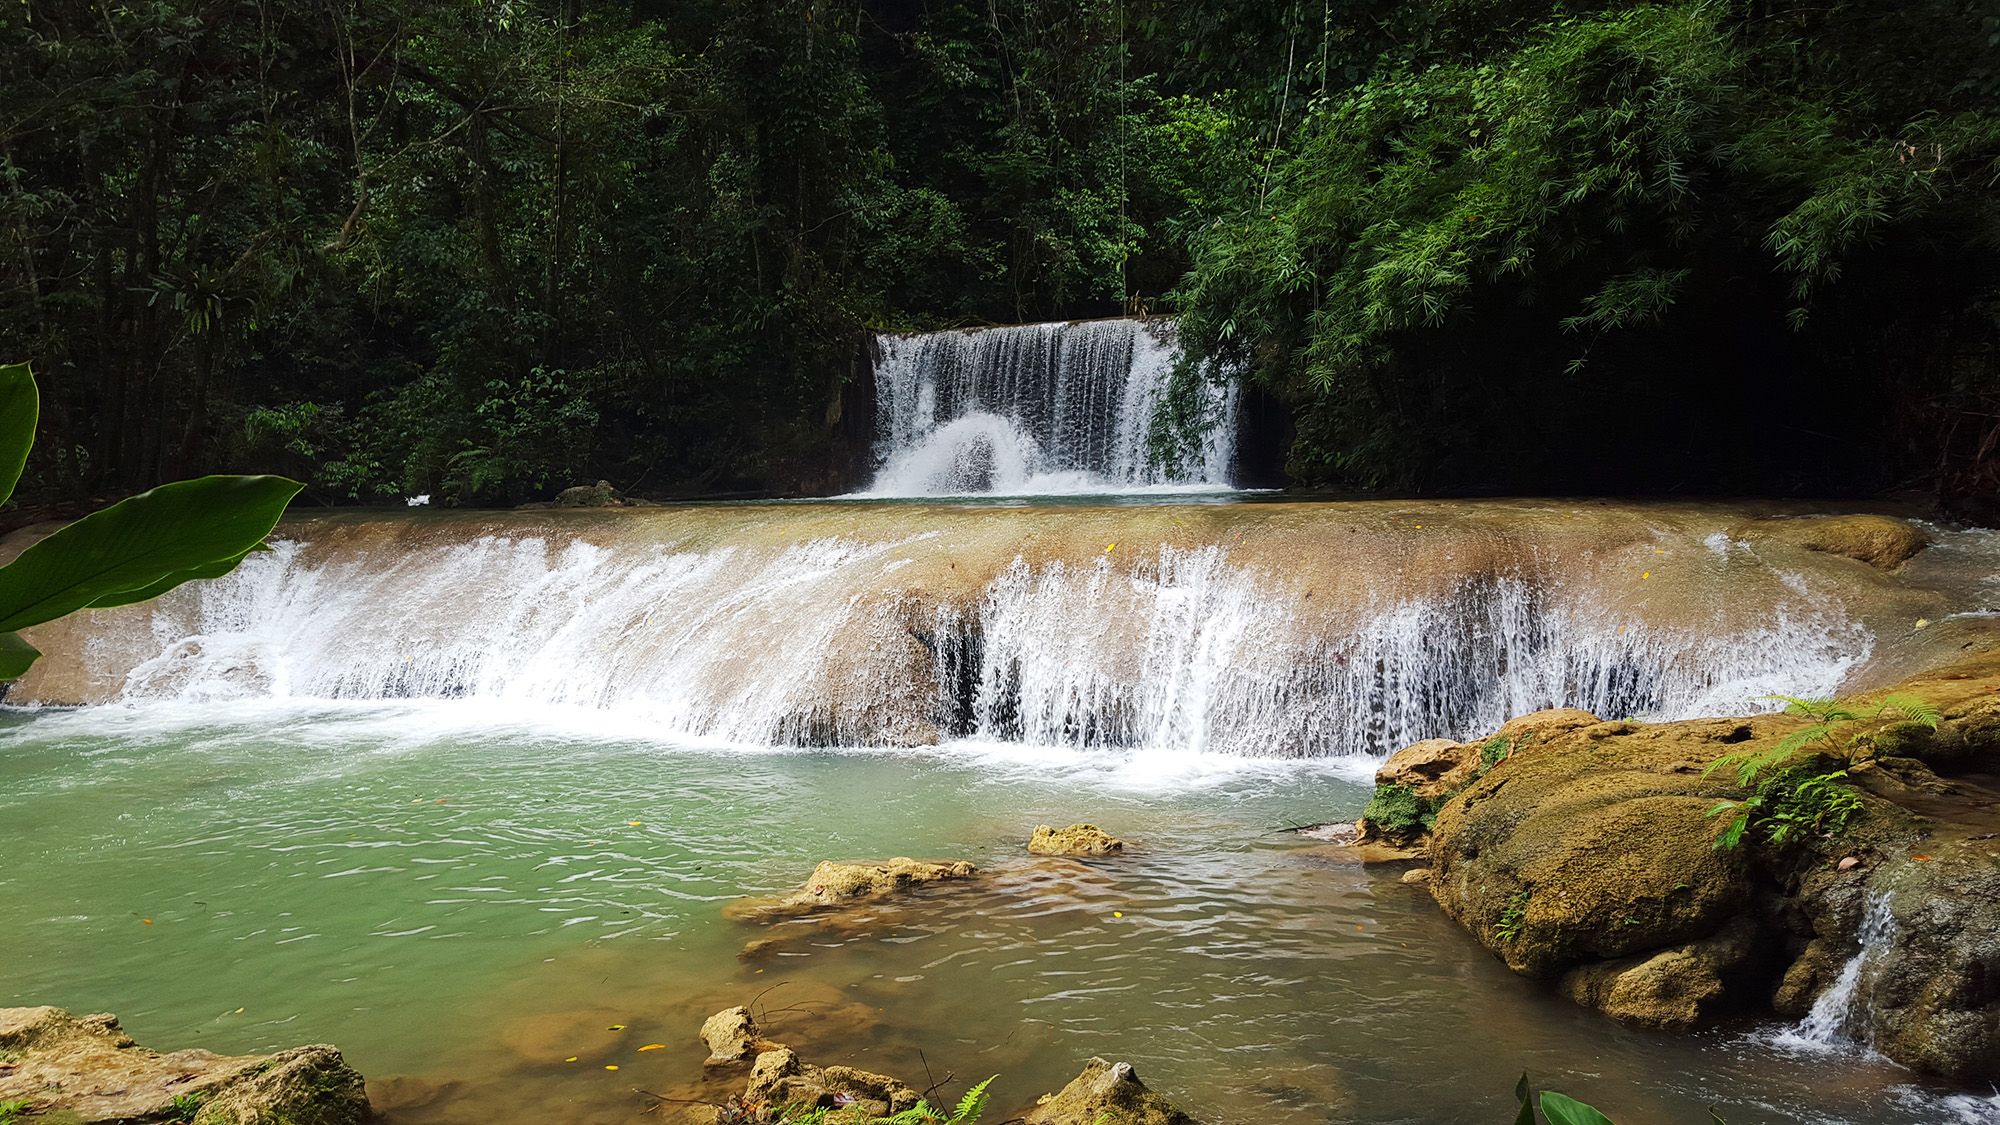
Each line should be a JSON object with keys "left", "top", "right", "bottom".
{"left": 605, "top": 1064, "right": 619, "bottom": 1071}
{"left": 565, "top": 1057, "right": 578, "bottom": 1063}
{"left": 638, "top": 1044, "right": 665, "bottom": 1051}
{"left": 607, "top": 1024, "right": 626, "bottom": 1031}
{"left": 627, "top": 820, "right": 642, "bottom": 827}
{"left": 141, "top": 919, "right": 154, "bottom": 925}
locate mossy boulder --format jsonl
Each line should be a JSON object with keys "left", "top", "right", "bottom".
{"left": 1556, "top": 917, "right": 1767, "bottom": 1031}
{"left": 1028, "top": 824, "right": 1125, "bottom": 856}
{"left": 0, "top": 1007, "right": 370, "bottom": 1125}
{"left": 726, "top": 857, "right": 978, "bottom": 921}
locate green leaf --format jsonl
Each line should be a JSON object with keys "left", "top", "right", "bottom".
{"left": 85, "top": 547, "right": 259, "bottom": 610}
{"left": 0, "top": 475, "right": 301, "bottom": 633}
{"left": 1513, "top": 1074, "right": 1537, "bottom": 1125}
{"left": 0, "top": 631, "right": 40, "bottom": 679}
{"left": 0, "top": 361, "right": 39, "bottom": 507}
{"left": 1540, "top": 1090, "right": 1618, "bottom": 1125}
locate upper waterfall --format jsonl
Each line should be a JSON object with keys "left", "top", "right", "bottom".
{"left": 862, "top": 318, "right": 1239, "bottom": 496}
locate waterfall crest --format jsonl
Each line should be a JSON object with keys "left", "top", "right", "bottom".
{"left": 863, "top": 318, "right": 1237, "bottom": 496}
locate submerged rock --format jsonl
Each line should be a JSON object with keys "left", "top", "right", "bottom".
{"left": 0, "top": 1006, "right": 371, "bottom": 1125}
{"left": 1028, "top": 823, "right": 1125, "bottom": 856}
{"left": 726, "top": 857, "right": 978, "bottom": 922}
{"left": 1735, "top": 513, "right": 1931, "bottom": 570}
{"left": 1024, "top": 1057, "right": 1199, "bottom": 1125}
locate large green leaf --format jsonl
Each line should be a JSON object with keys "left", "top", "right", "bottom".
{"left": 0, "top": 361, "right": 38, "bottom": 507}
{"left": 85, "top": 546, "right": 259, "bottom": 610}
{"left": 0, "top": 631, "right": 40, "bottom": 679}
{"left": 0, "top": 475, "right": 301, "bottom": 633}
{"left": 1540, "top": 1091, "right": 1618, "bottom": 1125}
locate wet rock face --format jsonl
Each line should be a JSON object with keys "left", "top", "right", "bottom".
{"left": 1863, "top": 854, "right": 2000, "bottom": 1081}
{"left": 1024, "top": 1058, "right": 1200, "bottom": 1125}
{"left": 0, "top": 1006, "right": 371, "bottom": 1125}
{"left": 1556, "top": 918, "right": 1766, "bottom": 1031}
{"left": 1028, "top": 824, "right": 1125, "bottom": 856}
{"left": 1373, "top": 739, "right": 1480, "bottom": 801}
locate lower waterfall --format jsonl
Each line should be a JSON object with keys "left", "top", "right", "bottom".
{"left": 15, "top": 503, "right": 1885, "bottom": 758}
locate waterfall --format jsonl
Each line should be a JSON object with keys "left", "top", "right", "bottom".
{"left": 863, "top": 318, "right": 1238, "bottom": 496}
{"left": 1779, "top": 893, "right": 1897, "bottom": 1053}
{"left": 16, "top": 509, "right": 1875, "bottom": 758}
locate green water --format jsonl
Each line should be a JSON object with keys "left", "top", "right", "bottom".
{"left": 0, "top": 701, "right": 1987, "bottom": 1124}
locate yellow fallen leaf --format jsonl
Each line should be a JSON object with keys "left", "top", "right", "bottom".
{"left": 565, "top": 1057, "right": 578, "bottom": 1063}
{"left": 627, "top": 820, "right": 641, "bottom": 827}
{"left": 638, "top": 1044, "right": 665, "bottom": 1051}
{"left": 1112, "top": 911, "right": 1123, "bottom": 918}
{"left": 1914, "top": 618, "right": 1931, "bottom": 630}
{"left": 607, "top": 1024, "right": 626, "bottom": 1031}
{"left": 1105, "top": 543, "right": 1115, "bottom": 552}
{"left": 605, "top": 1065, "right": 620, "bottom": 1071}
{"left": 142, "top": 919, "right": 154, "bottom": 925}
{"left": 1641, "top": 571, "right": 1651, "bottom": 579}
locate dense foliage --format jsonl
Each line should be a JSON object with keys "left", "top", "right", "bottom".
{"left": 1, "top": 1, "right": 1995, "bottom": 507}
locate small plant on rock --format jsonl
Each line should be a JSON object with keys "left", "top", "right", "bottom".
{"left": 167, "top": 1091, "right": 207, "bottom": 1123}
{"left": 1704, "top": 693, "right": 1938, "bottom": 851}
{"left": 1495, "top": 890, "right": 1531, "bottom": 942}
{"left": 1361, "top": 782, "right": 1437, "bottom": 840}
{"left": 0, "top": 1099, "right": 31, "bottom": 1125}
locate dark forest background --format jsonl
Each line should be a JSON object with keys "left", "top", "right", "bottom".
{"left": 2, "top": 1, "right": 1997, "bottom": 511}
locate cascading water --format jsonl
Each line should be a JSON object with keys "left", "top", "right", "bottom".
{"left": 863, "top": 318, "right": 1238, "bottom": 495}
{"left": 19, "top": 506, "right": 1879, "bottom": 759}
{"left": 1778, "top": 894, "right": 1898, "bottom": 1054}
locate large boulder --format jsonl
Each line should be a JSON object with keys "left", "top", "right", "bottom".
{"left": 1028, "top": 824, "right": 1125, "bottom": 856}
{"left": 1372, "top": 739, "right": 1480, "bottom": 801}
{"left": 0, "top": 1007, "right": 371, "bottom": 1125}
{"left": 1023, "top": 1058, "right": 1199, "bottom": 1125}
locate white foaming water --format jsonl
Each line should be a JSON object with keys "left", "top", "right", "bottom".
{"left": 863, "top": 319, "right": 1238, "bottom": 496}
{"left": 1777, "top": 893, "right": 1898, "bottom": 1054}
{"left": 942, "top": 550, "right": 1864, "bottom": 757}
{"left": 66, "top": 531, "right": 1872, "bottom": 759}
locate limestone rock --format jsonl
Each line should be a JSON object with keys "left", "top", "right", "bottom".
{"left": 1556, "top": 918, "right": 1765, "bottom": 1031}
{"left": 1399, "top": 867, "right": 1431, "bottom": 886}
{"left": 727, "top": 857, "right": 978, "bottom": 921}
{"left": 1024, "top": 1058, "right": 1199, "bottom": 1125}
{"left": 700, "top": 1006, "right": 777, "bottom": 1066}
{"left": 1738, "top": 514, "right": 1931, "bottom": 570}
{"left": 1028, "top": 824, "right": 1125, "bottom": 856}
{"left": 1374, "top": 739, "right": 1480, "bottom": 801}
{"left": 0, "top": 1006, "right": 370, "bottom": 1125}
{"left": 556, "top": 480, "right": 625, "bottom": 508}
{"left": 1426, "top": 714, "right": 1762, "bottom": 979}
{"left": 1855, "top": 856, "right": 2000, "bottom": 1082}
{"left": 744, "top": 1047, "right": 919, "bottom": 1118}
